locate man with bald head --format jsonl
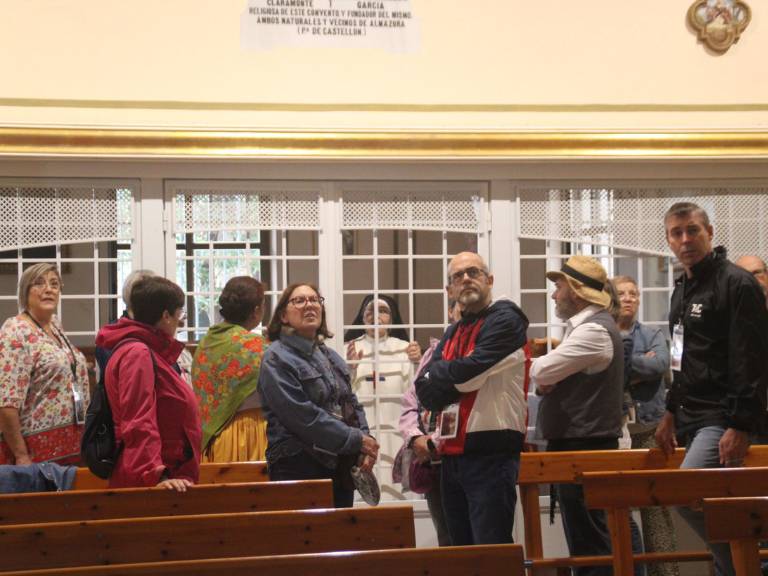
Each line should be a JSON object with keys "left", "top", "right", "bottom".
{"left": 735, "top": 254, "right": 768, "bottom": 306}
{"left": 416, "top": 252, "right": 528, "bottom": 546}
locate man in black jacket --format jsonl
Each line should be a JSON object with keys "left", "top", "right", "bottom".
{"left": 656, "top": 202, "right": 768, "bottom": 576}
{"left": 415, "top": 252, "right": 528, "bottom": 546}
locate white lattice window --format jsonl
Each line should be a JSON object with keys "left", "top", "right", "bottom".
{"left": 168, "top": 181, "right": 322, "bottom": 342}
{"left": 0, "top": 184, "right": 132, "bottom": 252}
{"left": 339, "top": 182, "right": 487, "bottom": 501}
{"left": 518, "top": 185, "right": 768, "bottom": 261}
{"left": 0, "top": 180, "right": 135, "bottom": 348}
{"left": 342, "top": 186, "right": 483, "bottom": 232}
{"left": 516, "top": 184, "right": 768, "bottom": 344}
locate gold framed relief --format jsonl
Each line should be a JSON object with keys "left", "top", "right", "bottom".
{"left": 688, "top": 0, "right": 751, "bottom": 53}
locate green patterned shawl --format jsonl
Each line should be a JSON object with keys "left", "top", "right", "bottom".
{"left": 192, "top": 322, "right": 265, "bottom": 450}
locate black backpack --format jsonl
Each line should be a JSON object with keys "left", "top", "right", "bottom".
{"left": 80, "top": 339, "right": 156, "bottom": 479}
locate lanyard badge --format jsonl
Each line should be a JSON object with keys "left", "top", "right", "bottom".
{"left": 436, "top": 402, "right": 460, "bottom": 440}
{"left": 72, "top": 385, "right": 86, "bottom": 425}
{"left": 670, "top": 323, "right": 684, "bottom": 372}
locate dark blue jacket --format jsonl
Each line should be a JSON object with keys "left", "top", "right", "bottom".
{"left": 415, "top": 298, "right": 528, "bottom": 411}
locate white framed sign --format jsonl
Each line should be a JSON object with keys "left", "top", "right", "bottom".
{"left": 241, "top": 0, "right": 419, "bottom": 51}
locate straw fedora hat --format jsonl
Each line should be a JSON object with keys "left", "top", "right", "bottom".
{"left": 545, "top": 255, "right": 611, "bottom": 309}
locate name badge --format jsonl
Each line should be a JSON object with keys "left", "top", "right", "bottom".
{"left": 72, "top": 386, "right": 86, "bottom": 425}
{"left": 670, "top": 323, "right": 684, "bottom": 372}
{"left": 436, "top": 403, "right": 460, "bottom": 440}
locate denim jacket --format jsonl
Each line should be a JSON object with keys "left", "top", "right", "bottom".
{"left": 0, "top": 462, "right": 77, "bottom": 493}
{"left": 259, "top": 333, "right": 369, "bottom": 469}
{"left": 626, "top": 321, "right": 670, "bottom": 425}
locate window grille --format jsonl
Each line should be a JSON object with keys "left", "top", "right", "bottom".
{"left": 170, "top": 182, "right": 321, "bottom": 235}
{"left": 0, "top": 184, "right": 132, "bottom": 251}
{"left": 342, "top": 186, "right": 483, "bottom": 232}
{"left": 339, "top": 182, "right": 487, "bottom": 501}
{"left": 167, "top": 181, "right": 322, "bottom": 342}
{"left": 518, "top": 186, "right": 768, "bottom": 261}
{"left": 0, "top": 180, "right": 135, "bottom": 348}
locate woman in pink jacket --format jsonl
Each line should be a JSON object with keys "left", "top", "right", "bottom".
{"left": 95, "top": 276, "right": 201, "bottom": 491}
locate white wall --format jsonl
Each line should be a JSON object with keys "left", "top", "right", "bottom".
{"left": 1, "top": 1, "right": 767, "bottom": 131}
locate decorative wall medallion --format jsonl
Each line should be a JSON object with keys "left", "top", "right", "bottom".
{"left": 688, "top": 0, "right": 751, "bottom": 52}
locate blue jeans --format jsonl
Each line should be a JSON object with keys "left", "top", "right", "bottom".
{"left": 678, "top": 425, "right": 734, "bottom": 576}
{"left": 440, "top": 452, "right": 520, "bottom": 545}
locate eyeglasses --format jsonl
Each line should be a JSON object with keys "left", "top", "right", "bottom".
{"left": 31, "top": 278, "right": 62, "bottom": 292}
{"left": 176, "top": 308, "right": 187, "bottom": 322}
{"left": 288, "top": 295, "right": 325, "bottom": 308}
{"left": 449, "top": 267, "right": 487, "bottom": 285}
{"left": 618, "top": 291, "right": 639, "bottom": 301}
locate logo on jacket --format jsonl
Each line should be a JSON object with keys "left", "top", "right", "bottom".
{"left": 690, "top": 303, "right": 703, "bottom": 318}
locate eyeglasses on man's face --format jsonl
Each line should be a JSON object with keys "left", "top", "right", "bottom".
{"left": 31, "top": 277, "right": 62, "bottom": 292}
{"left": 288, "top": 295, "right": 325, "bottom": 308}
{"left": 449, "top": 266, "right": 487, "bottom": 285}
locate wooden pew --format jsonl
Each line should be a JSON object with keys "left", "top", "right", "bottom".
{"left": 72, "top": 460, "right": 269, "bottom": 490}
{"left": 0, "top": 479, "right": 332, "bottom": 525}
{"left": 519, "top": 445, "right": 768, "bottom": 574}
{"left": 704, "top": 497, "right": 768, "bottom": 576}
{"left": 0, "top": 505, "right": 416, "bottom": 573}
{"left": 583, "top": 466, "right": 768, "bottom": 575}
{"left": 0, "top": 544, "right": 526, "bottom": 576}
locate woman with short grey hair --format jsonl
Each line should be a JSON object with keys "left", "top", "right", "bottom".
{"left": 0, "top": 263, "right": 90, "bottom": 464}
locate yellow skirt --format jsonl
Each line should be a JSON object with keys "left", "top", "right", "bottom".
{"left": 202, "top": 408, "right": 268, "bottom": 463}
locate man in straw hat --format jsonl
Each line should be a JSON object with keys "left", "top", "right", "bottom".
{"left": 530, "top": 255, "right": 624, "bottom": 576}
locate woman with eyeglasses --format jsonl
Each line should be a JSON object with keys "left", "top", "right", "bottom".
{"left": 95, "top": 276, "right": 201, "bottom": 491}
{"left": 192, "top": 276, "right": 267, "bottom": 462}
{"left": 0, "top": 263, "right": 90, "bottom": 465}
{"left": 259, "top": 283, "right": 379, "bottom": 508}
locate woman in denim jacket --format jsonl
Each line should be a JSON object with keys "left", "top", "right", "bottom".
{"left": 259, "top": 283, "right": 379, "bottom": 508}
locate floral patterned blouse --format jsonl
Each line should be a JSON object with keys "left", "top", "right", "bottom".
{"left": 0, "top": 315, "right": 90, "bottom": 463}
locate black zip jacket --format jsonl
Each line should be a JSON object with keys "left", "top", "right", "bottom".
{"left": 667, "top": 246, "right": 768, "bottom": 435}
{"left": 415, "top": 298, "right": 528, "bottom": 411}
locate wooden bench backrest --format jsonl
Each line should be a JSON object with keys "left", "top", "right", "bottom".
{"left": 72, "top": 461, "right": 269, "bottom": 490}
{"left": 0, "top": 479, "right": 332, "bottom": 526}
{"left": 519, "top": 447, "right": 684, "bottom": 484}
{"left": 0, "top": 505, "right": 416, "bottom": 572}
{"left": 704, "top": 497, "right": 768, "bottom": 542}
{"left": 520, "top": 444, "right": 768, "bottom": 485}
{"left": 583, "top": 466, "right": 768, "bottom": 509}
{"left": 519, "top": 448, "right": 678, "bottom": 560}
{"left": 0, "top": 544, "right": 525, "bottom": 576}
{"left": 704, "top": 497, "right": 768, "bottom": 576}
{"left": 519, "top": 445, "right": 768, "bottom": 563}
{"left": 581, "top": 467, "right": 768, "bottom": 576}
